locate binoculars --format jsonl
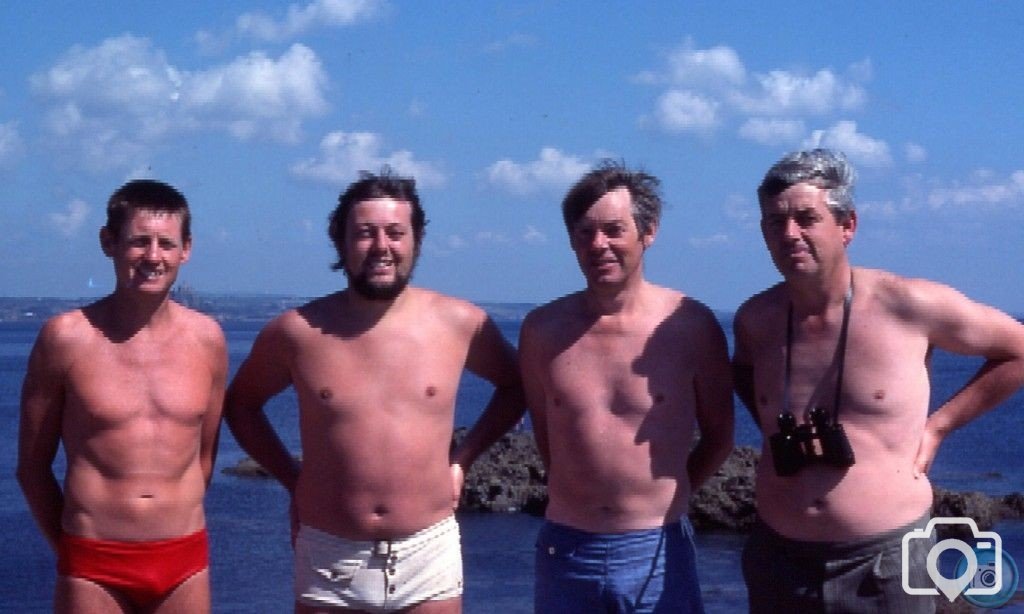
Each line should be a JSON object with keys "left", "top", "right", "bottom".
{"left": 769, "top": 406, "right": 856, "bottom": 476}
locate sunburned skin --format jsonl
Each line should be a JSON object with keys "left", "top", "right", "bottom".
{"left": 17, "top": 204, "right": 227, "bottom": 613}
{"left": 734, "top": 181, "right": 1024, "bottom": 541}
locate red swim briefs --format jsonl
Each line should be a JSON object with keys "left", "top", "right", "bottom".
{"left": 57, "top": 528, "right": 209, "bottom": 609}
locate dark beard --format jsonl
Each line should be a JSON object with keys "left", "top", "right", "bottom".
{"left": 345, "top": 269, "right": 413, "bottom": 301}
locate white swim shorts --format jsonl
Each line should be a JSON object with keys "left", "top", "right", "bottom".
{"left": 294, "top": 515, "right": 463, "bottom": 612}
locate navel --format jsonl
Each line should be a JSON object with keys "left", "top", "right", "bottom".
{"left": 139, "top": 493, "right": 153, "bottom": 499}
{"left": 873, "top": 389, "right": 886, "bottom": 401}
{"left": 373, "top": 505, "right": 389, "bottom": 516}
{"left": 319, "top": 388, "right": 333, "bottom": 400}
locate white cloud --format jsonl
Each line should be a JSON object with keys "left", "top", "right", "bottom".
{"left": 905, "top": 142, "right": 927, "bottom": 163}
{"left": 804, "top": 121, "right": 892, "bottom": 167}
{"left": 665, "top": 43, "right": 745, "bottom": 86}
{"left": 446, "top": 235, "right": 467, "bottom": 250}
{"left": 475, "top": 231, "right": 510, "bottom": 244}
{"left": 290, "top": 131, "right": 445, "bottom": 188}
{"left": 49, "top": 199, "right": 90, "bottom": 236}
{"left": 228, "top": 0, "right": 385, "bottom": 43}
{"left": 31, "top": 35, "right": 329, "bottom": 169}
{"left": 926, "top": 170, "right": 1024, "bottom": 209}
{"left": 484, "top": 33, "right": 538, "bottom": 54}
{"left": 486, "top": 147, "right": 590, "bottom": 195}
{"left": 0, "top": 121, "right": 23, "bottom": 167}
{"left": 522, "top": 225, "right": 547, "bottom": 244}
{"left": 738, "top": 118, "right": 805, "bottom": 145}
{"left": 654, "top": 90, "right": 719, "bottom": 133}
{"left": 731, "top": 69, "right": 866, "bottom": 116}
{"left": 688, "top": 233, "right": 730, "bottom": 248}
{"left": 638, "top": 41, "right": 870, "bottom": 138}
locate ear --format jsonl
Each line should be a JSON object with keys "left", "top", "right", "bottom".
{"left": 181, "top": 237, "right": 193, "bottom": 264}
{"left": 841, "top": 211, "right": 857, "bottom": 247}
{"left": 99, "top": 227, "right": 115, "bottom": 258}
{"left": 642, "top": 224, "right": 657, "bottom": 249}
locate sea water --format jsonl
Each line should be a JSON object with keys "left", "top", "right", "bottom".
{"left": 1, "top": 308, "right": 1023, "bottom": 612}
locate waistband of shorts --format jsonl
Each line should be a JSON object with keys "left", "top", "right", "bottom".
{"left": 299, "top": 514, "right": 458, "bottom": 554}
{"left": 59, "top": 528, "right": 208, "bottom": 550}
{"left": 543, "top": 516, "right": 693, "bottom": 540}
{"left": 752, "top": 511, "right": 931, "bottom": 558}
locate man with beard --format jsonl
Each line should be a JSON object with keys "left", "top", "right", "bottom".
{"left": 225, "top": 169, "right": 524, "bottom": 613}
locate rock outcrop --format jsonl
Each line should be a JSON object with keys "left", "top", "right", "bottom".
{"left": 224, "top": 431, "right": 1024, "bottom": 535}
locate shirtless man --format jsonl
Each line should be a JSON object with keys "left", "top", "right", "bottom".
{"left": 733, "top": 149, "right": 1024, "bottom": 612}
{"left": 17, "top": 180, "right": 228, "bottom": 613}
{"left": 224, "top": 169, "right": 523, "bottom": 613}
{"left": 519, "top": 161, "right": 734, "bottom": 613}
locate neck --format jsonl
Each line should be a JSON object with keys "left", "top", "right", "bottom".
{"left": 342, "top": 286, "right": 409, "bottom": 316}
{"left": 582, "top": 277, "right": 647, "bottom": 316}
{"left": 104, "top": 288, "right": 175, "bottom": 336}
{"left": 785, "top": 263, "right": 854, "bottom": 315}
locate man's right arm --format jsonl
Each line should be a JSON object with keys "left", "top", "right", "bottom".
{"left": 518, "top": 312, "right": 552, "bottom": 469}
{"left": 731, "top": 303, "right": 761, "bottom": 430}
{"left": 224, "top": 316, "right": 300, "bottom": 494}
{"left": 16, "top": 318, "right": 69, "bottom": 552}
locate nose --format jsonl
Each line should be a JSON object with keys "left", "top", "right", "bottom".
{"left": 589, "top": 230, "right": 608, "bottom": 250}
{"left": 143, "top": 239, "right": 161, "bottom": 260}
{"left": 782, "top": 217, "right": 801, "bottom": 239}
{"left": 369, "top": 228, "right": 388, "bottom": 251}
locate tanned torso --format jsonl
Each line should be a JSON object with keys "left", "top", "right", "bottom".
{"left": 45, "top": 299, "right": 224, "bottom": 541}
{"left": 522, "top": 284, "right": 724, "bottom": 533}
{"left": 258, "top": 289, "right": 484, "bottom": 540}
{"left": 736, "top": 268, "right": 934, "bottom": 540}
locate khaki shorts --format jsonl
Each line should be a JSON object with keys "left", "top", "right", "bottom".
{"left": 294, "top": 516, "right": 463, "bottom": 612}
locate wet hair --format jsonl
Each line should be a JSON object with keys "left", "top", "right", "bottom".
{"left": 757, "top": 149, "right": 856, "bottom": 223}
{"left": 105, "top": 179, "right": 191, "bottom": 241}
{"left": 561, "top": 160, "right": 662, "bottom": 237}
{"left": 328, "top": 167, "right": 428, "bottom": 271}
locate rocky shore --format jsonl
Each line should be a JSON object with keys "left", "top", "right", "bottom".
{"left": 224, "top": 429, "right": 1024, "bottom": 537}
{"left": 224, "top": 430, "right": 1024, "bottom": 612}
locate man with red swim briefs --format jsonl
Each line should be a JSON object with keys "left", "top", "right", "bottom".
{"left": 17, "top": 180, "right": 227, "bottom": 613}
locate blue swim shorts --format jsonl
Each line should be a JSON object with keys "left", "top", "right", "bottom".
{"left": 534, "top": 518, "right": 705, "bottom": 613}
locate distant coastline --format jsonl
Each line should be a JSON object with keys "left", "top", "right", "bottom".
{"left": 0, "top": 292, "right": 541, "bottom": 324}
{"left": 1, "top": 294, "right": 1017, "bottom": 326}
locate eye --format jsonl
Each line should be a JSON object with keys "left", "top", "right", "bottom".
{"left": 603, "top": 224, "right": 625, "bottom": 239}
{"left": 795, "top": 213, "right": 820, "bottom": 228}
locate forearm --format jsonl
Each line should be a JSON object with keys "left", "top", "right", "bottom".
{"left": 450, "top": 385, "right": 526, "bottom": 469}
{"left": 686, "top": 431, "right": 734, "bottom": 491}
{"left": 16, "top": 465, "right": 64, "bottom": 551}
{"left": 225, "top": 409, "right": 300, "bottom": 493}
{"left": 929, "top": 357, "right": 1024, "bottom": 437}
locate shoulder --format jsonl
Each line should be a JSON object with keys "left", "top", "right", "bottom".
{"left": 522, "top": 292, "right": 583, "bottom": 334}
{"left": 736, "top": 283, "right": 785, "bottom": 325}
{"left": 170, "top": 302, "right": 225, "bottom": 346}
{"left": 409, "top": 287, "right": 489, "bottom": 332}
{"left": 863, "top": 268, "right": 965, "bottom": 322}
{"left": 34, "top": 308, "right": 91, "bottom": 354}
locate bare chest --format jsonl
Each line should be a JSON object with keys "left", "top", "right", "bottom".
{"left": 544, "top": 327, "right": 697, "bottom": 420}
{"left": 66, "top": 339, "right": 213, "bottom": 426}
{"left": 291, "top": 325, "right": 470, "bottom": 415}
{"left": 753, "top": 317, "right": 930, "bottom": 421}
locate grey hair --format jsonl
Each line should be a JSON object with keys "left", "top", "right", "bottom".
{"left": 757, "top": 149, "right": 856, "bottom": 222}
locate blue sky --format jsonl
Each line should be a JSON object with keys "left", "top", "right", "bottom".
{"left": 2, "top": 1, "right": 1022, "bottom": 313}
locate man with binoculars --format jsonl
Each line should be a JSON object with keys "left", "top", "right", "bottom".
{"left": 732, "top": 149, "right": 1024, "bottom": 612}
